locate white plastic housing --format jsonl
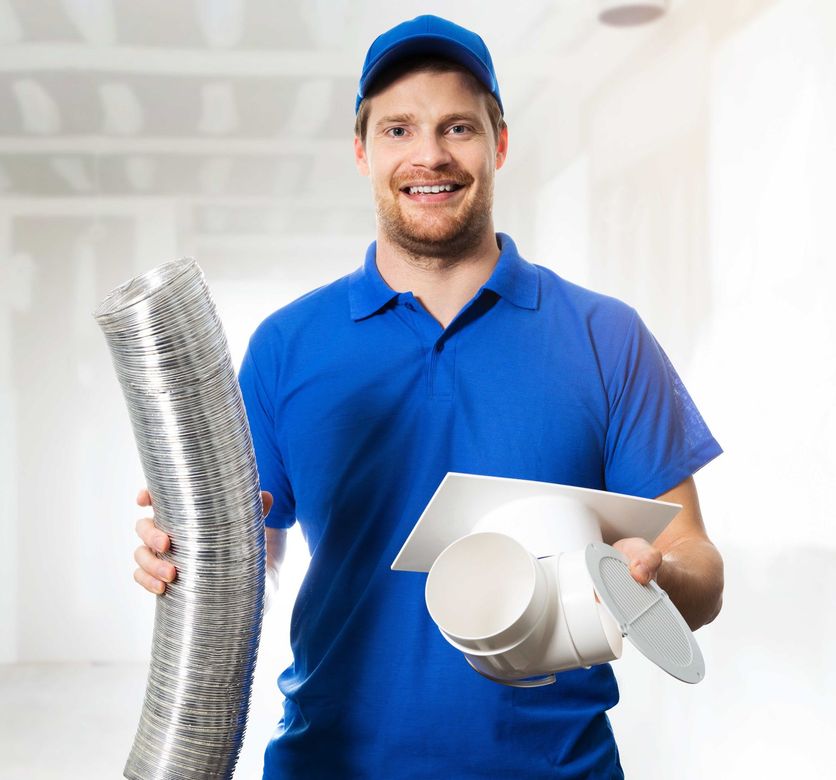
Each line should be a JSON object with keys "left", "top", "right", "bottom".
{"left": 392, "top": 474, "right": 701, "bottom": 687}
{"left": 425, "top": 532, "right": 622, "bottom": 684}
{"left": 473, "top": 495, "right": 603, "bottom": 557}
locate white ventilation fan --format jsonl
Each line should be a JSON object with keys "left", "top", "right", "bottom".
{"left": 392, "top": 473, "right": 704, "bottom": 687}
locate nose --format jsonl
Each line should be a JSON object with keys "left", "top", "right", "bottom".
{"left": 410, "top": 130, "right": 453, "bottom": 169}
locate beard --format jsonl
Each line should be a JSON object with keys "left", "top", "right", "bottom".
{"left": 375, "top": 169, "right": 494, "bottom": 268}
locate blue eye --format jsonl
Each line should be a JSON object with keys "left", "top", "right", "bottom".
{"left": 450, "top": 125, "right": 469, "bottom": 134}
{"left": 388, "top": 127, "right": 406, "bottom": 137}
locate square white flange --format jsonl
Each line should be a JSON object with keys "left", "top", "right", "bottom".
{"left": 392, "top": 472, "right": 681, "bottom": 572}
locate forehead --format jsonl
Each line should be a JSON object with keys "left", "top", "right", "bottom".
{"left": 365, "top": 69, "right": 489, "bottom": 121}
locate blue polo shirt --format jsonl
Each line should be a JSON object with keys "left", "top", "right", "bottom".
{"left": 239, "top": 233, "right": 721, "bottom": 779}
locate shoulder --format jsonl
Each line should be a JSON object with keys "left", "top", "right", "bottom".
{"left": 534, "top": 263, "right": 638, "bottom": 334}
{"left": 523, "top": 263, "right": 648, "bottom": 392}
{"left": 248, "top": 274, "right": 352, "bottom": 354}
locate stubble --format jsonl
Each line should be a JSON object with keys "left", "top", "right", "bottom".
{"left": 375, "top": 171, "right": 494, "bottom": 269}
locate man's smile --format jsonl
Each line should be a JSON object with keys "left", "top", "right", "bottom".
{"left": 398, "top": 180, "right": 467, "bottom": 203}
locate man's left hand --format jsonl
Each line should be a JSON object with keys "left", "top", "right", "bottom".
{"left": 612, "top": 537, "right": 662, "bottom": 586}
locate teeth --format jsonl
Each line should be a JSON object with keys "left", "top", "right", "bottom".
{"left": 408, "top": 184, "right": 456, "bottom": 194}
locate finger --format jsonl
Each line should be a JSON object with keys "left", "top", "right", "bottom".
{"left": 133, "top": 544, "right": 175, "bottom": 581}
{"left": 627, "top": 549, "right": 662, "bottom": 585}
{"left": 613, "top": 538, "right": 661, "bottom": 585}
{"left": 261, "top": 490, "right": 274, "bottom": 519}
{"left": 135, "top": 517, "right": 170, "bottom": 553}
{"left": 136, "top": 488, "right": 153, "bottom": 508}
{"left": 612, "top": 536, "right": 648, "bottom": 558}
{"left": 134, "top": 566, "right": 166, "bottom": 595}
{"left": 629, "top": 559, "right": 653, "bottom": 586}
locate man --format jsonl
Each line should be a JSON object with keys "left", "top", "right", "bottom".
{"left": 134, "top": 15, "right": 723, "bottom": 779}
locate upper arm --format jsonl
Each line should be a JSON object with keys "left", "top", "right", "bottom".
{"left": 652, "top": 476, "right": 711, "bottom": 555}
{"left": 239, "top": 328, "right": 297, "bottom": 529}
{"left": 603, "top": 308, "right": 723, "bottom": 499}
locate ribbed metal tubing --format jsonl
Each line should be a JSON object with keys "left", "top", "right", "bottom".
{"left": 94, "top": 259, "right": 266, "bottom": 780}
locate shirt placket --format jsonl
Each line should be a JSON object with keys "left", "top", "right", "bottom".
{"left": 390, "top": 292, "right": 457, "bottom": 401}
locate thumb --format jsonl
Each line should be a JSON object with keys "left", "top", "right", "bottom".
{"left": 261, "top": 491, "right": 274, "bottom": 519}
{"left": 613, "top": 537, "right": 661, "bottom": 586}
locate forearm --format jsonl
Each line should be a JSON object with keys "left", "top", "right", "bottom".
{"left": 656, "top": 536, "right": 723, "bottom": 631}
{"left": 264, "top": 527, "right": 287, "bottom": 612}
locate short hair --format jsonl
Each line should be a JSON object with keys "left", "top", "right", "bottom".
{"left": 354, "top": 56, "right": 506, "bottom": 145}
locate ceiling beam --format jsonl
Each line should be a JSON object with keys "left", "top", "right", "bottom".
{"left": 191, "top": 233, "right": 368, "bottom": 253}
{"left": 0, "top": 43, "right": 357, "bottom": 77}
{"left": 0, "top": 136, "right": 347, "bottom": 155}
{"left": 0, "top": 195, "right": 365, "bottom": 215}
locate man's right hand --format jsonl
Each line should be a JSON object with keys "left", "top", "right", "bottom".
{"left": 133, "top": 489, "right": 276, "bottom": 596}
{"left": 134, "top": 489, "right": 176, "bottom": 595}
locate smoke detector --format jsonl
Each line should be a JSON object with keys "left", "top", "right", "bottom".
{"left": 598, "top": 0, "right": 669, "bottom": 26}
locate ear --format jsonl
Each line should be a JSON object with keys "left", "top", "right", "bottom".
{"left": 495, "top": 125, "right": 509, "bottom": 171}
{"left": 354, "top": 136, "right": 370, "bottom": 177}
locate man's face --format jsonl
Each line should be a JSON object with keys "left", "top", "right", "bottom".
{"left": 354, "top": 69, "right": 508, "bottom": 261}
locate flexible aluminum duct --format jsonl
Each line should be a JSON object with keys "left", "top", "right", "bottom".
{"left": 94, "top": 259, "right": 266, "bottom": 780}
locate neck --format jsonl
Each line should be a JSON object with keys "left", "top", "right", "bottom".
{"left": 375, "top": 227, "right": 501, "bottom": 328}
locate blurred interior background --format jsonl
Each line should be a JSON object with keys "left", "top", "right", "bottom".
{"left": 1, "top": 0, "right": 835, "bottom": 777}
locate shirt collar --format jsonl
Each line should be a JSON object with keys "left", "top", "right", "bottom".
{"left": 348, "top": 241, "right": 400, "bottom": 321}
{"left": 482, "top": 233, "right": 540, "bottom": 311}
{"left": 348, "top": 232, "right": 540, "bottom": 321}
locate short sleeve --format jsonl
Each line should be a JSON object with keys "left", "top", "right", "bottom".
{"left": 238, "top": 326, "right": 297, "bottom": 529}
{"left": 603, "top": 309, "right": 722, "bottom": 498}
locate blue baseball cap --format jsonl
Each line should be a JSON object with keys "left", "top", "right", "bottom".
{"left": 356, "top": 15, "right": 503, "bottom": 115}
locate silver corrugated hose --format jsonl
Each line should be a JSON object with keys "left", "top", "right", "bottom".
{"left": 94, "top": 258, "right": 266, "bottom": 780}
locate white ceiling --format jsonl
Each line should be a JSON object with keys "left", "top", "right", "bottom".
{"left": 0, "top": 1, "right": 600, "bottom": 201}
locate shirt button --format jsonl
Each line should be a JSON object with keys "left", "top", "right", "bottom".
{"left": 405, "top": 302, "right": 416, "bottom": 311}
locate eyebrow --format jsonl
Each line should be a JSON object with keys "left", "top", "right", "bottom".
{"left": 373, "top": 111, "right": 486, "bottom": 132}
{"left": 374, "top": 113, "right": 416, "bottom": 131}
